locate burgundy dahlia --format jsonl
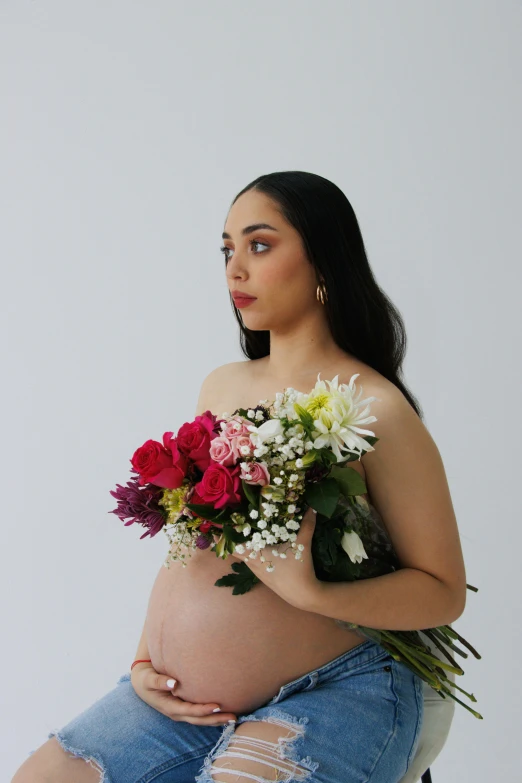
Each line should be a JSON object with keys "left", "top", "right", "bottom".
{"left": 109, "top": 472, "right": 167, "bottom": 539}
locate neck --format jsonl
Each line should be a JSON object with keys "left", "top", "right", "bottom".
{"left": 263, "top": 312, "right": 349, "bottom": 383}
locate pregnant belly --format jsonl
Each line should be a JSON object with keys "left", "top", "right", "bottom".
{"left": 144, "top": 546, "right": 366, "bottom": 715}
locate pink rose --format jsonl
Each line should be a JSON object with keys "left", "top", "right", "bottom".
{"left": 194, "top": 463, "right": 243, "bottom": 509}
{"left": 222, "top": 416, "right": 253, "bottom": 440}
{"left": 209, "top": 436, "right": 237, "bottom": 466}
{"left": 131, "top": 435, "right": 188, "bottom": 489}
{"left": 239, "top": 460, "right": 271, "bottom": 486}
{"left": 177, "top": 411, "right": 219, "bottom": 472}
{"left": 230, "top": 434, "right": 255, "bottom": 461}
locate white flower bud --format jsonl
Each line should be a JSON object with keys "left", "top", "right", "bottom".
{"left": 341, "top": 529, "right": 368, "bottom": 564}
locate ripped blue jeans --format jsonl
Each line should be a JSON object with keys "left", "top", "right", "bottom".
{"left": 38, "top": 639, "right": 423, "bottom": 783}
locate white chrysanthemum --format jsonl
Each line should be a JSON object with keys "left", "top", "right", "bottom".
{"left": 341, "top": 529, "right": 369, "bottom": 564}
{"left": 295, "top": 373, "right": 380, "bottom": 461}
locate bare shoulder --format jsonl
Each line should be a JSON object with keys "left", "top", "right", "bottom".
{"left": 357, "top": 371, "right": 433, "bottom": 481}
{"left": 194, "top": 361, "right": 249, "bottom": 417}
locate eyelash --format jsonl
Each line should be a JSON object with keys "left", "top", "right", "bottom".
{"left": 220, "top": 239, "right": 269, "bottom": 263}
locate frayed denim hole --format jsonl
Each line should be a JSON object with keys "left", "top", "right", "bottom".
{"left": 47, "top": 729, "right": 107, "bottom": 783}
{"left": 195, "top": 708, "right": 319, "bottom": 783}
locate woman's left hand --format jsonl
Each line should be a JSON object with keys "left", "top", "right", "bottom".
{"left": 229, "top": 505, "right": 323, "bottom": 611}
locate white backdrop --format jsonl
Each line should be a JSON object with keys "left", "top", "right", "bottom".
{"left": 2, "top": 1, "right": 520, "bottom": 779}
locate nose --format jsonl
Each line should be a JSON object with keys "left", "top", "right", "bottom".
{"left": 225, "top": 250, "right": 248, "bottom": 282}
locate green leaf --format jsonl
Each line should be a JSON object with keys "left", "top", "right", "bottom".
{"left": 241, "top": 479, "right": 259, "bottom": 507}
{"left": 321, "top": 449, "right": 339, "bottom": 466}
{"left": 330, "top": 464, "right": 368, "bottom": 498}
{"left": 184, "top": 502, "right": 223, "bottom": 520}
{"left": 231, "top": 407, "right": 250, "bottom": 419}
{"left": 363, "top": 436, "right": 379, "bottom": 449}
{"left": 293, "top": 402, "right": 315, "bottom": 430}
{"left": 214, "top": 561, "right": 261, "bottom": 595}
{"left": 302, "top": 478, "right": 340, "bottom": 518}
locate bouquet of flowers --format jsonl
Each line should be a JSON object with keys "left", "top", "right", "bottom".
{"left": 109, "top": 373, "right": 482, "bottom": 719}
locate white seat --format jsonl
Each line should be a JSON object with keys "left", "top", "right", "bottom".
{"left": 398, "top": 630, "right": 456, "bottom": 783}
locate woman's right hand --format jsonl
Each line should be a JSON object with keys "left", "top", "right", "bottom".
{"left": 130, "top": 663, "right": 238, "bottom": 725}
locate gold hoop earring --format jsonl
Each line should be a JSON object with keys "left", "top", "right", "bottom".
{"left": 316, "top": 281, "right": 328, "bottom": 304}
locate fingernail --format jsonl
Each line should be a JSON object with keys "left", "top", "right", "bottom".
{"left": 228, "top": 719, "right": 236, "bottom": 724}
{"left": 166, "top": 678, "right": 176, "bottom": 688}
{"left": 212, "top": 708, "right": 222, "bottom": 712}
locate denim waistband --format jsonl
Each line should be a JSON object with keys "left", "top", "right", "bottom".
{"left": 271, "top": 638, "right": 390, "bottom": 702}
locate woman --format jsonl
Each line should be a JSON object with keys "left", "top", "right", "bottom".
{"left": 14, "top": 171, "right": 466, "bottom": 783}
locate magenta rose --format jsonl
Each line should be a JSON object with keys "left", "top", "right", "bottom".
{"left": 177, "top": 411, "right": 219, "bottom": 472}
{"left": 209, "top": 436, "right": 237, "bottom": 466}
{"left": 131, "top": 436, "right": 188, "bottom": 489}
{"left": 194, "top": 463, "right": 243, "bottom": 509}
{"left": 239, "top": 460, "right": 271, "bottom": 486}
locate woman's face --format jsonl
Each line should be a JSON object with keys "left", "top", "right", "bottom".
{"left": 222, "top": 190, "right": 320, "bottom": 332}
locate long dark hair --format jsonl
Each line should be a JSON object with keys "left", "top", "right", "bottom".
{"left": 226, "top": 171, "right": 423, "bottom": 419}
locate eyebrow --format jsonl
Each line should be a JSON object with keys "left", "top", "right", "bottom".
{"left": 222, "top": 223, "right": 279, "bottom": 240}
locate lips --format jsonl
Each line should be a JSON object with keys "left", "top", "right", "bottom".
{"left": 232, "top": 292, "right": 257, "bottom": 308}
{"left": 231, "top": 292, "right": 257, "bottom": 302}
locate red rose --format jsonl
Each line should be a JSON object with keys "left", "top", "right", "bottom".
{"left": 177, "top": 411, "right": 219, "bottom": 472}
{"left": 131, "top": 435, "right": 188, "bottom": 489}
{"left": 194, "top": 463, "right": 242, "bottom": 509}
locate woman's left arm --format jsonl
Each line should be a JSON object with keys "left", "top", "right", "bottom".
{"left": 299, "top": 383, "right": 468, "bottom": 630}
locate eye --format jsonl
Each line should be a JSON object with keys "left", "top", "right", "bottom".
{"left": 220, "top": 239, "right": 270, "bottom": 263}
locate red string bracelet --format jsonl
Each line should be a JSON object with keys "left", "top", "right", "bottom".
{"left": 131, "top": 658, "right": 152, "bottom": 671}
